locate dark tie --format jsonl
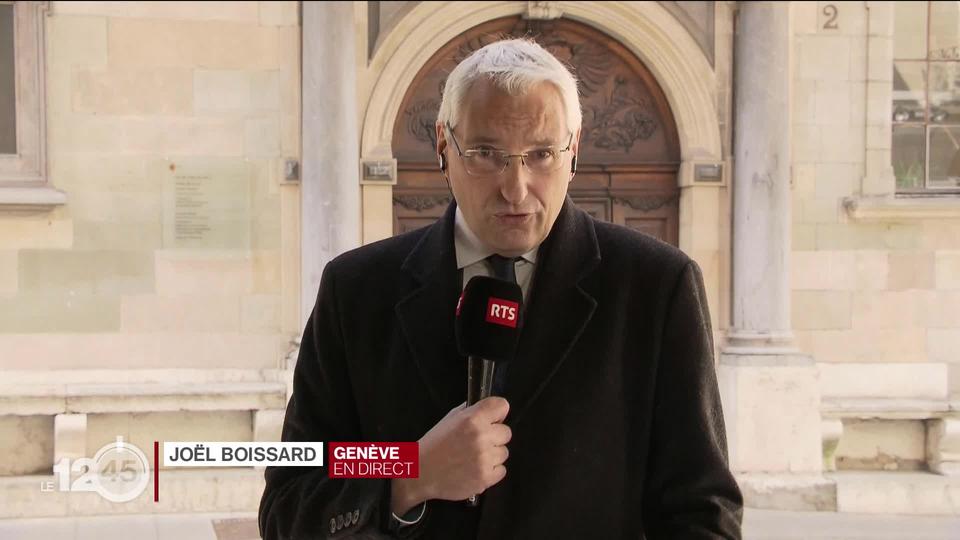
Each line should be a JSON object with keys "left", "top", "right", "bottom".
{"left": 486, "top": 254, "right": 519, "bottom": 396}
{"left": 486, "top": 254, "right": 518, "bottom": 284}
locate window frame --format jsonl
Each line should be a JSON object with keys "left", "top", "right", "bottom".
{"left": 893, "top": 0, "right": 960, "bottom": 196}
{"left": 0, "top": 1, "right": 64, "bottom": 212}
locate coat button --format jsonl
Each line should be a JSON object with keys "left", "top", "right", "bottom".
{"left": 336, "top": 514, "right": 344, "bottom": 529}
{"left": 352, "top": 509, "right": 360, "bottom": 524}
{"left": 329, "top": 518, "right": 336, "bottom": 534}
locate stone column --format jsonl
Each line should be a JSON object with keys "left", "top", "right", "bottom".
{"left": 727, "top": 0, "right": 793, "bottom": 353}
{"left": 719, "top": 2, "right": 832, "bottom": 510}
{"left": 300, "top": 2, "right": 362, "bottom": 327}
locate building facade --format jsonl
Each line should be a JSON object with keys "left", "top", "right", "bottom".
{"left": 0, "top": 0, "right": 957, "bottom": 518}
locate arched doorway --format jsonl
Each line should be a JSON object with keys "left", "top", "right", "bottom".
{"left": 390, "top": 16, "right": 681, "bottom": 245}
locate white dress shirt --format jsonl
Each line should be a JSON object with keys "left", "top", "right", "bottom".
{"left": 454, "top": 207, "right": 538, "bottom": 300}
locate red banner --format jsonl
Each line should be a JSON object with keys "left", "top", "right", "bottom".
{"left": 327, "top": 442, "right": 419, "bottom": 479}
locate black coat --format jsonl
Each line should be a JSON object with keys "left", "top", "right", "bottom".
{"left": 259, "top": 198, "right": 743, "bottom": 539}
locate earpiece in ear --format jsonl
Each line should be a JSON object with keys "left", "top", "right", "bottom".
{"left": 571, "top": 155, "right": 578, "bottom": 174}
{"left": 439, "top": 154, "right": 447, "bottom": 172}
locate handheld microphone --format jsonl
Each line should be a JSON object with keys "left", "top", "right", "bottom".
{"left": 455, "top": 275, "right": 523, "bottom": 506}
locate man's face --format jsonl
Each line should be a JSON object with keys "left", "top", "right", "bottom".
{"left": 437, "top": 79, "right": 579, "bottom": 257}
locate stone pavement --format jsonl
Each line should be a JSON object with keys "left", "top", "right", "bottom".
{"left": 742, "top": 508, "right": 960, "bottom": 539}
{"left": 0, "top": 508, "right": 957, "bottom": 539}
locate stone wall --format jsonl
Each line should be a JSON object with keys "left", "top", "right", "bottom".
{"left": 0, "top": 1, "right": 302, "bottom": 370}
{"left": 791, "top": 2, "right": 960, "bottom": 394}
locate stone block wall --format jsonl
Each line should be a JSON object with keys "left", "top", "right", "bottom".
{"left": 0, "top": 1, "right": 302, "bottom": 370}
{"left": 791, "top": 2, "right": 960, "bottom": 393}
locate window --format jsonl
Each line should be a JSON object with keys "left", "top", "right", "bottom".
{"left": 893, "top": 1, "right": 960, "bottom": 194}
{"left": 0, "top": 1, "right": 63, "bottom": 210}
{"left": 0, "top": 2, "right": 16, "bottom": 155}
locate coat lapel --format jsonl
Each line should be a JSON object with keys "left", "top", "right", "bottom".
{"left": 394, "top": 198, "right": 601, "bottom": 422}
{"left": 506, "top": 197, "right": 600, "bottom": 426}
{"left": 394, "top": 203, "right": 465, "bottom": 412}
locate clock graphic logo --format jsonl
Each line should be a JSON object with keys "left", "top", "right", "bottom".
{"left": 52, "top": 436, "right": 151, "bottom": 503}
{"left": 91, "top": 437, "right": 151, "bottom": 503}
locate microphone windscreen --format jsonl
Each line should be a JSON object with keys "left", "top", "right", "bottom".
{"left": 455, "top": 276, "right": 523, "bottom": 362}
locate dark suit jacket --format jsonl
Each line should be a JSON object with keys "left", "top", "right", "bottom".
{"left": 259, "top": 198, "right": 743, "bottom": 539}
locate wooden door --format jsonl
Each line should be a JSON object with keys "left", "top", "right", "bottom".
{"left": 392, "top": 16, "right": 681, "bottom": 246}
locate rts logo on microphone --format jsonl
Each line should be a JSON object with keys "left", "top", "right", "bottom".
{"left": 485, "top": 297, "right": 519, "bottom": 328}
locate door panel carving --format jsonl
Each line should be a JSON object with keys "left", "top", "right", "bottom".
{"left": 392, "top": 16, "right": 681, "bottom": 245}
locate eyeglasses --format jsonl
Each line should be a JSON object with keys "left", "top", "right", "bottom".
{"left": 445, "top": 122, "right": 574, "bottom": 177}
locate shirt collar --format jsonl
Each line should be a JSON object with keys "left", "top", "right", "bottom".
{"left": 454, "top": 207, "right": 538, "bottom": 270}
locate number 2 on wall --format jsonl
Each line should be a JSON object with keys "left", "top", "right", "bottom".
{"left": 822, "top": 4, "right": 839, "bottom": 30}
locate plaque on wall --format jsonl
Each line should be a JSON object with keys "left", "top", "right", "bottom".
{"left": 159, "top": 158, "right": 252, "bottom": 249}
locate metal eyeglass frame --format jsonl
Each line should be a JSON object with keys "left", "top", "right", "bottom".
{"left": 444, "top": 122, "right": 574, "bottom": 176}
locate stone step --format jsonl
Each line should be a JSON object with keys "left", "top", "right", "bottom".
{"left": 0, "top": 468, "right": 265, "bottom": 519}
{"left": 736, "top": 473, "right": 837, "bottom": 511}
{"left": 830, "top": 471, "right": 960, "bottom": 515}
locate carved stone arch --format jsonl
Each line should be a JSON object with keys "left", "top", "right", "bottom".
{"left": 362, "top": 2, "right": 720, "bottom": 162}
{"left": 391, "top": 15, "right": 681, "bottom": 244}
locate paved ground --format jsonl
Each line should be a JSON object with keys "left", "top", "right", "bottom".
{"left": 0, "top": 508, "right": 958, "bottom": 539}
{"left": 742, "top": 509, "right": 960, "bottom": 539}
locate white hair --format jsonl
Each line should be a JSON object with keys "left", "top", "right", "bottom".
{"left": 437, "top": 38, "right": 582, "bottom": 134}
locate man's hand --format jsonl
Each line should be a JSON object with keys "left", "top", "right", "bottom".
{"left": 391, "top": 397, "right": 511, "bottom": 515}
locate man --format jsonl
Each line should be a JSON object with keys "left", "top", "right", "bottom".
{"left": 260, "top": 38, "right": 742, "bottom": 539}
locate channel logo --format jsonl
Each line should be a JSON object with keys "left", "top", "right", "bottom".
{"left": 485, "top": 297, "right": 519, "bottom": 328}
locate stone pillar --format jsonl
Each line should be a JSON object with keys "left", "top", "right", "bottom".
{"left": 928, "top": 418, "right": 960, "bottom": 476}
{"left": 253, "top": 409, "right": 287, "bottom": 471}
{"left": 54, "top": 413, "right": 87, "bottom": 465}
{"left": 254, "top": 409, "right": 286, "bottom": 443}
{"left": 822, "top": 419, "right": 844, "bottom": 472}
{"left": 300, "top": 2, "right": 362, "bottom": 327}
{"left": 720, "top": 2, "right": 832, "bottom": 510}
{"left": 727, "top": 0, "right": 793, "bottom": 353}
